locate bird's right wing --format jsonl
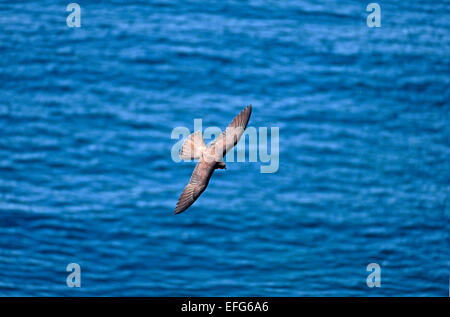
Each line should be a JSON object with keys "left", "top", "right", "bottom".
{"left": 174, "top": 161, "right": 213, "bottom": 214}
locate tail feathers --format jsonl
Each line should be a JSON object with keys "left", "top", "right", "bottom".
{"left": 180, "top": 131, "right": 206, "bottom": 160}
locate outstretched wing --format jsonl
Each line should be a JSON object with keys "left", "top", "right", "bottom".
{"left": 208, "top": 105, "right": 252, "bottom": 160}
{"left": 174, "top": 161, "right": 214, "bottom": 214}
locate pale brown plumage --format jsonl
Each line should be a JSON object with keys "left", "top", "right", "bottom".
{"left": 174, "top": 105, "right": 252, "bottom": 214}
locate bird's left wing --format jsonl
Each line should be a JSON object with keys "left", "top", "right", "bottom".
{"left": 208, "top": 105, "right": 252, "bottom": 160}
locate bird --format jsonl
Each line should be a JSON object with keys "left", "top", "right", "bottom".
{"left": 174, "top": 105, "right": 252, "bottom": 214}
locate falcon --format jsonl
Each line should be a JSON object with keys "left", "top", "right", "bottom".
{"left": 174, "top": 105, "right": 252, "bottom": 214}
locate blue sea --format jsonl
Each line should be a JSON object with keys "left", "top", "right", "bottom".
{"left": 0, "top": 1, "right": 448, "bottom": 296}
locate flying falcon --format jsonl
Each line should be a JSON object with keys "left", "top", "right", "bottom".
{"left": 174, "top": 105, "right": 252, "bottom": 214}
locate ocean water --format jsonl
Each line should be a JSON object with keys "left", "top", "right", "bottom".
{"left": 0, "top": 1, "right": 448, "bottom": 296}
